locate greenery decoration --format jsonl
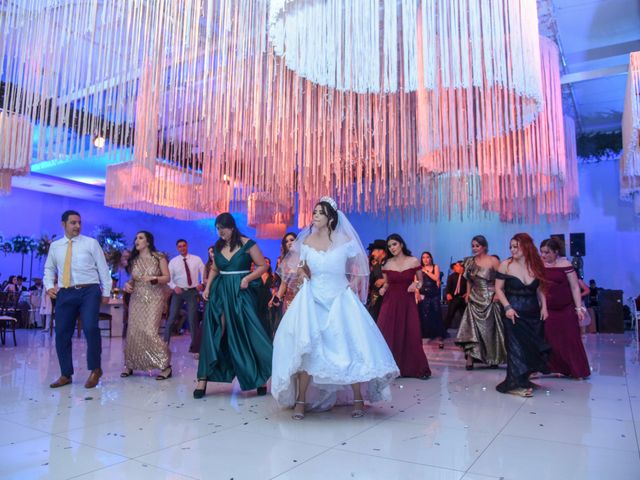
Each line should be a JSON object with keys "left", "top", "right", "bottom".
{"left": 36, "top": 234, "right": 57, "bottom": 259}
{"left": 576, "top": 131, "right": 622, "bottom": 162}
{"left": 10, "top": 235, "right": 37, "bottom": 255}
{"left": 94, "top": 224, "right": 127, "bottom": 270}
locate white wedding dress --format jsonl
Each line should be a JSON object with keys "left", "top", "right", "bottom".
{"left": 271, "top": 241, "right": 400, "bottom": 410}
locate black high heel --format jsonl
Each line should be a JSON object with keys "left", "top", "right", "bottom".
{"left": 465, "top": 354, "right": 474, "bottom": 371}
{"left": 120, "top": 368, "right": 133, "bottom": 378}
{"left": 156, "top": 366, "right": 172, "bottom": 380}
{"left": 193, "top": 379, "right": 208, "bottom": 399}
{"left": 256, "top": 386, "right": 267, "bottom": 396}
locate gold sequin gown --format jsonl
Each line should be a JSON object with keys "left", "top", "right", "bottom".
{"left": 455, "top": 257, "right": 507, "bottom": 366}
{"left": 124, "top": 254, "right": 171, "bottom": 371}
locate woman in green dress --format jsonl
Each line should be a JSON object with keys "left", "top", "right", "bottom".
{"left": 193, "top": 213, "right": 273, "bottom": 398}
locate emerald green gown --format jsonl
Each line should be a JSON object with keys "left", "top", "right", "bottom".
{"left": 196, "top": 240, "right": 273, "bottom": 390}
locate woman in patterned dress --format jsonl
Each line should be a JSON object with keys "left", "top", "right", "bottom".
{"left": 121, "top": 231, "right": 172, "bottom": 380}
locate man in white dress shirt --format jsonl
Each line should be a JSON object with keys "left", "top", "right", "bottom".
{"left": 165, "top": 239, "right": 205, "bottom": 352}
{"left": 44, "top": 210, "right": 112, "bottom": 389}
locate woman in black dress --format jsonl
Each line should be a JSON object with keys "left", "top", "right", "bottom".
{"left": 494, "top": 233, "right": 550, "bottom": 397}
{"left": 417, "top": 252, "right": 446, "bottom": 347}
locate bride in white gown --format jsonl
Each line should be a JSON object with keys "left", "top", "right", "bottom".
{"left": 271, "top": 197, "right": 399, "bottom": 419}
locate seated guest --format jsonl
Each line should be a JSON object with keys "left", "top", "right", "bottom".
{"left": 15, "top": 276, "right": 28, "bottom": 292}
{"left": 15, "top": 276, "right": 31, "bottom": 327}
{"left": 444, "top": 261, "right": 467, "bottom": 330}
{"left": 3, "top": 275, "right": 18, "bottom": 292}
{"left": 29, "top": 277, "right": 44, "bottom": 291}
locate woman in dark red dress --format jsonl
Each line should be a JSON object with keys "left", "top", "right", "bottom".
{"left": 377, "top": 234, "right": 431, "bottom": 379}
{"left": 540, "top": 238, "right": 590, "bottom": 379}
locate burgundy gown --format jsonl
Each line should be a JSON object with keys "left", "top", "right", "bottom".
{"left": 377, "top": 267, "right": 431, "bottom": 378}
{"left": 543, "top": 267, "right": 590, "bottom": 378}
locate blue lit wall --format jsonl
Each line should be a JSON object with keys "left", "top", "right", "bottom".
{"left": 0, "top": 192, "right": 284, "bottom": 283}
{"left": 1, "top": 160, "right": 639, "bottom": 300}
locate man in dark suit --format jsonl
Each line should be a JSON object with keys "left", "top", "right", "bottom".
{"left": 444, "top": 260, "right": 467, "bottom": 330}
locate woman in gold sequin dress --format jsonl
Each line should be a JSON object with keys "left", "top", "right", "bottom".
{"left": 121, "top": 231, "right": 172, "bottom": 380}
{"left": 269, "top": 232, "right": 301, "bottom": 333}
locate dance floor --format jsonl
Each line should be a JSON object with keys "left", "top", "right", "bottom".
{"left": 1, "top": 330, "right": 639, "bottom": 479}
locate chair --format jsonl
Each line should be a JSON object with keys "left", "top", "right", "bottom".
{"left": 0, "top": 292, "right": 19, "bottom": 346}
{"left": 627, "top": 296, "right": 639, "bottom": 340}
{"left": 98, "top": 312, "right": 112, "bottom": 337}
{"left": 29, "top": 290, "right": 42, "bottom": 328}
{"left": 77, "top": 312, "right": 113, "bottom": 338}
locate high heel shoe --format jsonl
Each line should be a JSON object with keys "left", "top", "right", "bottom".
{"left": 351, "top": 399, "right": 365, "bottom": 418}
{"left": 465, "top": 354, "right": 474, "bottom": 371}
{"left": 193, "top": 379, "right": 208, "bottom": 399}
{"left": 120, "top": 368, "right": 133, "bottom": 378}
{"left": 256, "top": 386, "right": 267, "bottom": 396}
{"left": 438, "top": 342, "right": 445, "bottom": 349}
{"left": 156, "top": 366, "right": 172, "bottom": 380}
{"left": 292, "top": 401, "right": 305, "bottom": 420}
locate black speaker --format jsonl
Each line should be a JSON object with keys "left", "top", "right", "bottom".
{"left": 550, "top": 234, "right": 566, "bottom": 256}
{"left": 569, "top": 233, "right": 586, "bottom": 257}
{"left": 597, "top": 289, "right": 624, "bottom": 333}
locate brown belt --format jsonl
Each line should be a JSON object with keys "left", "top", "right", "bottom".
{"left": 61, "top": 283, "right": 99, "bottom": 290}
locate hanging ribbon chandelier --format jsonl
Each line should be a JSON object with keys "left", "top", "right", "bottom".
{"left": 0, "top": 112, "right": 32, "bottom": 195}
{"left": 0, "top": 0, "right": 578, "bottom": 228}
{"left": 621, "top": 51, "right": 640, "bottom": 215}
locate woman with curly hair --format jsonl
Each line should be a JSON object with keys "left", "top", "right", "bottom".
{"left": 494, "top": 233, "right": 551, "bottom": 397}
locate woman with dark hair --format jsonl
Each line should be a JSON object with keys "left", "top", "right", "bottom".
{"left": 377, "top": 234, "right": 431, "bottom": 378}
{"left": 194, "top": 213, "right": 272, "bottom": 398}
{"left": 255, "top": 257, "right": 275, "bottom": 336}
{"left": 494, "top": 233, "right": 551, "bottom": 397}
{"left": 2, "top": 275, "right": 17, "bottom": 293}
{"left": 540, "top": 238, "right": 590, "bottom": 379}
{"left": 121, "top": 231, "right": 172, "bottom": 380}
{"left": 455, "top": 235, "right": 506, "bottom": 370}
{"left": 417, "top": 251, "right": 446, "bottom": 347}
{"left": 203, "top": 245, "right": 215, "bottom": 283}
{"left": 271, "top": 198, "right": 398, "bottom": 420}
{"left": 269, "top": 232, "right": 300, "bottom": 332}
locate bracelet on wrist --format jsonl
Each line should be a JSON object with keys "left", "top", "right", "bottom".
{"left": 504, "top": 304, "right": 514, "bottom": 312}
{"left": 575, "top": 306, "right": 586, "bottom": 312}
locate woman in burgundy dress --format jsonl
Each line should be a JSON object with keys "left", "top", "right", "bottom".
{"left": 377, "top": 234, "right": 431, "bottom": 379}
{"left": 540, "top": 238, "right": 590, "bottom": 379}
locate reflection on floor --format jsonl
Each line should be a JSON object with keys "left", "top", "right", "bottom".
{"left": 0, "top": 331, "right": 639, "bottom": 480}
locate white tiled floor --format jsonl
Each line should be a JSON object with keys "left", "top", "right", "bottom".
{"left": 1, "top": 331, "right": 639, "bottom": 480}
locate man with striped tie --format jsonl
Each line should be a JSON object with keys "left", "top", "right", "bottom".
{"left": 44, "top": 210, "right": 112, "bottom": 389}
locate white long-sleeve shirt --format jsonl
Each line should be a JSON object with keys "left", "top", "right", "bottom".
{"left": 167, "top": 254, "right": 205, "bottom": 289}
{"left": 43, "top": 234, "right": 112, "bottom": 297}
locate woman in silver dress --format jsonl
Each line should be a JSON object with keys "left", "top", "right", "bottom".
{"left": 455, "top": 235, "right": 506, "bottom": 370}
{"left": 121, "top": 231, "right": 172, "bottom": 380}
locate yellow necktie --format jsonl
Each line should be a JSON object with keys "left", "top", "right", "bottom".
{"left": 62, "top": 240, "right": 72, "bottom": 288}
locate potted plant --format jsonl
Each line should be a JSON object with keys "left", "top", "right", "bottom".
{"left": 11, "top": 235, "right": 37, "bottom": 277}
{"left": 94, "top": 225, "right": 127, "bottom": 273}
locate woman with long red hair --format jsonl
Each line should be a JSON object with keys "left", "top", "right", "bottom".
{"left": 494, "top": 233, "right": 551, "bottom": 397}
